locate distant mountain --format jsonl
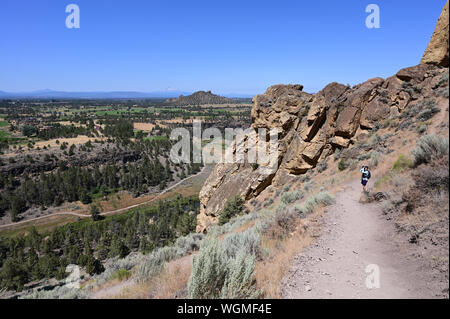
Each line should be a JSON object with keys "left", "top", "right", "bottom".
{"left": 165, "top": 90, "right": 237, "bottom": 106}
{"left": 0, "top": 90, "right": 191, "bottom": 99}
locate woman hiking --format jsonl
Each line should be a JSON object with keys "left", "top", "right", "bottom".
{"left": 360, "top": 166, "right": 371, "bottom": 192}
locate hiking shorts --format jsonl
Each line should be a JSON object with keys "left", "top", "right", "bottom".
{"left": 361, "top": 179, "right": 368, "bottom": 186}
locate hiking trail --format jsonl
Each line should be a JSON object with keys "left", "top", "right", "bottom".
{"left": 281, "top": 178, "right": 439, "bottom": 299}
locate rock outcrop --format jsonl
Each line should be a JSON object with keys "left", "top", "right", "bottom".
{"left": 421, "top": 1, "right": 449, "bottom": 67}
{"left": 196, "top": 6, "right": 450, "bottom": 233}
{"left": 165, "top": 90, "right": 236, "bottom": 106}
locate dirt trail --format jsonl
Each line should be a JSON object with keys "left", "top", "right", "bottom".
{"left": 281, "top": 178, "right": 439, "bottom": 299}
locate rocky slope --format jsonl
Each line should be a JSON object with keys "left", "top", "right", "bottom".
{"left": 165, "top": 90, "right": 235, "bottom": 106}
{"left": 196, "top": 1, "right": 449, "bottom": 233}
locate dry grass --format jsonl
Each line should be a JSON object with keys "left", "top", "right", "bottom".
{"left": 254, "top": 215, "right": 317, "bottom": 298}
{"left": 115, "top": 254, "right": 194, "bottom": 299}
{"left": 56, "top": 121, "right": 87, "bottom": 128}
{"left": 133, "top": 122, "right": 156, "bottom": 131}
{"left": 33, "top": 135, "right": 104, "bottom": 149}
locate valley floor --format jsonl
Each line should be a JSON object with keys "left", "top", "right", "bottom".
{"left": 281, "top": 178, "right": 447, "bottom": 299}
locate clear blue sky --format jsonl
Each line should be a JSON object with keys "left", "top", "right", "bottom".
{"left": 0, "top": 0, "right": 446, "bottom": 95}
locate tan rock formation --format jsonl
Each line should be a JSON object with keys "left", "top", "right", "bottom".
{"left": 196, "top": 7, "right": 450, "bottom": 233}
{"left": 421, "top": 1, "right": 449, "bottom": 67}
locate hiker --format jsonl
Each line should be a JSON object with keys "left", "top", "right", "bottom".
{"left": 360, "top": 166, "right": 371, "bottom": 192}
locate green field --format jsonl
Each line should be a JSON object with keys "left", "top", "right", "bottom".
{"left": 145, "top": 135, "right": 168, "bottom": 141}
{"left": 0, "top": 130, "right": 10, "bottom": 138}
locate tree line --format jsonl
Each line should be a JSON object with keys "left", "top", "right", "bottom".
{"left": 0, "top": 195, "right": 198, "bottom": 291}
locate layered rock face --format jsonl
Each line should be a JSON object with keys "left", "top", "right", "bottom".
{"left": 196, "top": 4, "right": 450, "bottom": 233}
{"left": 421, "top": 0, "right": 449, "bottom": 67}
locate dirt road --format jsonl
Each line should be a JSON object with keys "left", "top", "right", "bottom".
{"left": 0, "top": 166, "right": 207, "bottom": 230}
{"left": 281, "top": 178, "right": 440, "bottom": 299}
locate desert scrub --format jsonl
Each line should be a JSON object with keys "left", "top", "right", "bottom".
{"left": 294, "top": 192, "right": 335, "bottom": 216}
{"left": 416, "top": 99, "right": 440, "bottom": 121}
{"left": 79, "top": 253, "right": 147, "bottom": 290}
{"left": 188, "top": 234, "right": 261, "bottom": 299}
{"left": 439, "top": 87, "right": 449, "bottom": 98}
{"left": 263, "top": 198, "right": 274, "bottom": 207}
{"left": 20, "top": 285, "right": 87, "bottom": 299}
{"left": 333, "top": 148, "right": 342, "bottom": 161}
{"left": 187, "top": 239, "right": 226, "bottom": 298}
{"left": 218, "top": 195, "right": 245, "bottom": 225}
{"left": 137, "top": 233, "right": 203, "bottom": 281}
{"left": 392, "top": 154, "right": 413, "bottom": 172}
{"left": 110, "top": 268, "right": 131, "bottom": 281}
{"left": 338, "top": 158, "right": 349, "bottom": 171}
{"left": 369, "top": 151, "right": 381, "bottom": 167}
{"left": 317, "top": 160, "right": 328, "bottom": 173}
{"left": 280, "top": 190, "right": 302, "bottom": 204}
{"left": 433, "top": 70, "right": 449, "bottom": 89}
{"left": 220, "top": 250, "right": 259, "bottom": 298}
{"left": 222, "top": 227, "right": 262, "bottom": 260}
{"left": 272, "top": 210, "right": 298, "bottom": 237}
{"left": 411, "top": 135, "right": 449, "bottom": 166}
{"left": 417, "top": 124, "right": 427, "bottom": 134}
{"left": 357, "top": 152, "right": 372, "bottom": 161}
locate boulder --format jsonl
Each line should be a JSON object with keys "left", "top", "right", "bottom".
{"left": 360, "top": 96, "right": 391, "bottom": 129}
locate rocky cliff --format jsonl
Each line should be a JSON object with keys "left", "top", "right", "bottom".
{"left": 421, "top": 1, "right": 449, "bottom": 67}
{"left": 196, "top": 3, "right": 450, "bottom": 233}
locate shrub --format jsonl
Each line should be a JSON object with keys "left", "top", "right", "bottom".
{"left": 187, "top": 239, "right": 227, "bottom": 299}
{"left": 412, "top": 156, "right": 449, "bottom": 192}
{"left": 417, "top": 124, "right": 427, "bottom": 134}
{"left": 434, "top": 71, "right": 449, "bottom": 89}
{"left": 357, "top": 152, "right": 371, "bottom": 161}
{"left": 317, "top": 161, "right": 328, "bottom": 173}
{"left": 280, "top": 191, "right": 302, "bottom": 204}
{"left": 138, "top": 246, "right": 178, "bottom": 280}
{"left": 219, "top": 195, "right": 245, "bottom": 225}
{"left": 174, "top": 233, "right": 204, "bottom": 256}
{"left": 369, "top": 151, "right": 381, "bottom": 167}
{"left": 338, "top": 159, "right": 349, "bottom": 171}
{"left": 417, "top": 109, "right": 434, "bottom": 122}
{"left": 222, "top": 228, "right": 261, "bottom": 260}
{"left": 303, "top": 181, "right": 313, "bottom": 192}
{"left": 370, "top": 134, "right": 383, "bottom": 146}
{"left": 416, "top": 100, "right": 440, "bottom": 121}
{"left": 275, "top": 210, "right": 297, "bottom": 233}
{"left": 275, "top": 202, "right": 287, "bottom": 214}
{"left": 412, "top": 135, "right": 449, "bottom": 166}
{"left": 439, "top": 87, "right": 449, "bottom": 98}
{"left": 188, "top": 232, "right": 261, "bottom": 299}
{"left": 295, "top": 192, "right": 335, "bottom": 216}
{"left": 333, "top": 148, "right": 342, "bottom": 161}
{"left": 20, "top": 286, "right": 86, "bottom": 299}
{"left": 392, "top": 154, "right": 413, "bottom": 172}
{"left": 110, "top": 269, "right": 131, "bottom": 281}
{"left": 263, "top": 198, "right": 274, "bottom": 207}
{"left": 220, "top": 250, "right": 259, "bottom": 298}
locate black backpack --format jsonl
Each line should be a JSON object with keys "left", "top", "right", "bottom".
{"left": 366, "top": 171, "right": 371, "bottom": 179}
